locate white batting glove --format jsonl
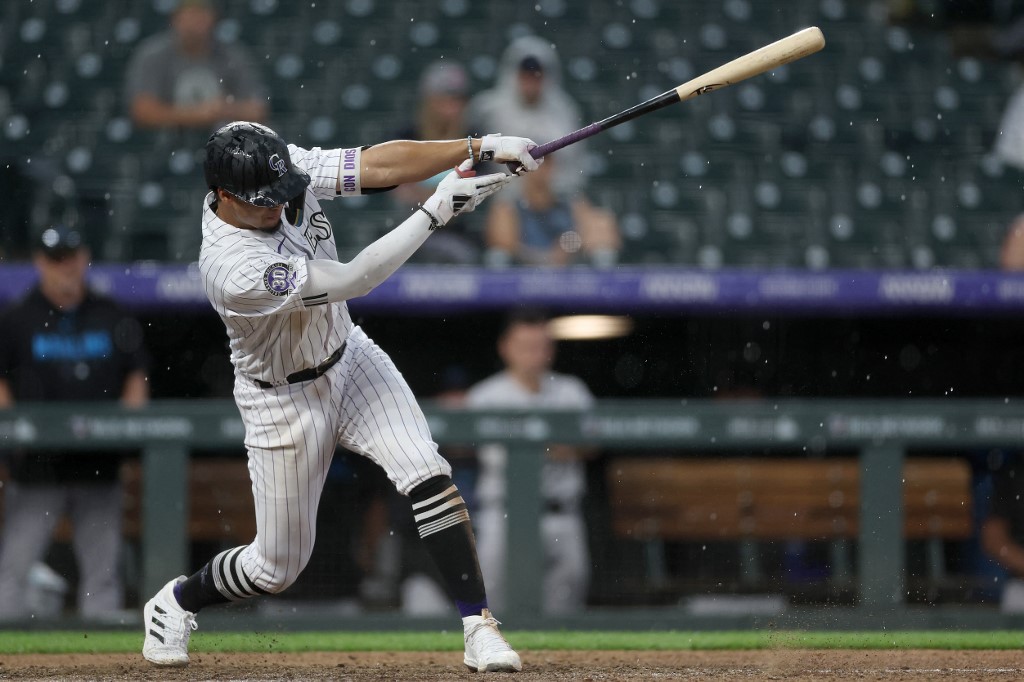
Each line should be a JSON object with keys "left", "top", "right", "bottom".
{"left": 479, "top": 134, "right": 542, "bottom": 173}
{"left": 420, "top": 160, "right": 512, "bottom": 227}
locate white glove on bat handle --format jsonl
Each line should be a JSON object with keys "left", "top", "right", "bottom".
{"left": 420, "top": 159, "right": 512, "bottom": 226}
{"left": 480, "top": 134, "right": 542, "bottom": 173}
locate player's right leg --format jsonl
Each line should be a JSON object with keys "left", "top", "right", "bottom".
{"left": 143, "top": 374, "right": 340, "bottom": 665}
{"left": 337, "top": 327, "right": 521, "bottom": 672}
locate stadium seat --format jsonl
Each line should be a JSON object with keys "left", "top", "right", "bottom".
{"left": 0, "top": 0, "right": 1018, "bottom": 266}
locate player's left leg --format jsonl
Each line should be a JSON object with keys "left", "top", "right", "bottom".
{"left": 143, "top": 370, "right": 342, "bottom": 666}
{"left": 337, "top": 327, "right": 521, "bottom": 672}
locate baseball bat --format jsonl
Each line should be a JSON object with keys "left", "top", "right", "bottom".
{"left": 528, "top": 26, "right": 826, "bottom": 159}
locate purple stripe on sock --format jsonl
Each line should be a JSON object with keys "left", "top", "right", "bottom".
{"left": 172, "top": 582, "right": 185, "bottom": 608}
{"left": 456, "top": 599, "right": 488, "bottom": 619}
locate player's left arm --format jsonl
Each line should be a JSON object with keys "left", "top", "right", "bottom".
{"left": 306, "top": 162, "right": 511, "bottom": 302}
{"left": 356, "top": 135, "right": 541, "bottom": 190}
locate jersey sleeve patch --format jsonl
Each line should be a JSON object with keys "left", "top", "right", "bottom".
{"left": 263, "top": 262, "right": 299, "bottom": 296}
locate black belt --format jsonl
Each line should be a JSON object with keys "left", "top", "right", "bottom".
{"left": 253, "top": 343, "right": 345, "bottom": 389}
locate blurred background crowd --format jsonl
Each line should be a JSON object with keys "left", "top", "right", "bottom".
{"left": 1, "top": 0, "right": 1023, "bottom": 269}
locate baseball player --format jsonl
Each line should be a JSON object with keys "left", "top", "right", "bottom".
{"left": 466, "top": 310, "right": 594, "bottom": 615}
{"left": 141, "top": 121, "right": 540, "bottom": 672}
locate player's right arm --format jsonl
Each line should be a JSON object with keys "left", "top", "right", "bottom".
{"left": 358, "top": 136, "right": 541, "bottom": 190}
{"left": 302, "top": 162, "right": 511, "bottom": 302}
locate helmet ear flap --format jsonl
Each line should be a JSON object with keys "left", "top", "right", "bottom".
{"left": 284, "top": 192, "right": 305, "bottom": 226}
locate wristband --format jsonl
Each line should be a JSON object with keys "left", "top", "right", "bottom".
{"left": 417, "top": 204, "right": 444, "bottom": 231}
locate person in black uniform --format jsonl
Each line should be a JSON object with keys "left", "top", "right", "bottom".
{"left": 0, "top": 225, "right": 149, "bottom": 620}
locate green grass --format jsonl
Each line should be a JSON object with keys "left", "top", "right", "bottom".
{"left": 2, "top": 630, "right": 1023, "bottom": 655}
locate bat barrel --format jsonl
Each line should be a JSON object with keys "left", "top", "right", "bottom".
{"left": 524, "top": 27, "right": 825, "bottom": 161}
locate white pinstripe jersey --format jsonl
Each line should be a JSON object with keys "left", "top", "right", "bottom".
{"left": 199, "top": 144, "right": 363, "bottom": 384}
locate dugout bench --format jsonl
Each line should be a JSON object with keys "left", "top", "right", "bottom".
{"left": 607, "top": 457, "right": 972, "bottom": 595}
{"left": 0, "top": 460, "right": 255, "bottom": 548}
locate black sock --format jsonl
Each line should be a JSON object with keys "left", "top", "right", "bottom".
{"left": 174, "top": 546, "right": 266, "bottom": 613}
{"left": 409, "top": 476, "right": 488, "bottom": 617}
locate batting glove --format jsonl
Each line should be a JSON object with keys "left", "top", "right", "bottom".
{"left": 420, "top": 159, "right": 512, "bottom": 227}
{"left": 479, "top": 134, "right": 542, "bottom": 174}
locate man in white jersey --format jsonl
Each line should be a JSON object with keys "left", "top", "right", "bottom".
{"left": 466, "top": 310, "right": 595, "bottom": 615}
{"left": 142, "top": 121, "right": 542, "bottom": 672}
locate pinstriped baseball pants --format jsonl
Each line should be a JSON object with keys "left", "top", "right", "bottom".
{"left": 230, "top": 325, "right": 451, "bottom": 594}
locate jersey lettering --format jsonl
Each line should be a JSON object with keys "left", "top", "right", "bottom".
{"left": 304, "top": 211, "right": 332, "bottom": 253}
{"left": 32, "top": 330, "right": 113, "bottom": 362}
{"left": 341, "top": 148, "right": 358, "bottom": 194}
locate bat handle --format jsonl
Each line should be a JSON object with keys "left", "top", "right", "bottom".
{"left": 504, "top": 122, "right": 604, "bottom": 174}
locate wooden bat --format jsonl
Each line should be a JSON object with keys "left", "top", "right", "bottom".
{"left": 526, "top": 26, "right": 826, "bottom": 160}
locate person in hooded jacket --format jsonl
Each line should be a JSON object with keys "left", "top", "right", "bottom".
{"left": 468, "top": 36, "right": 588, "bottom": 198}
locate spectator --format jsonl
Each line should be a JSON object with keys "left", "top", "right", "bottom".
{"left": 392, "top": 61, "right": 481, "bottom": 264}
{"left": 123, "top": 0, "right": 269, "bottom": 260}
{"left": 981, "top": 455, "right": 1024, "bottom": 612}
{"left": 484, "top": 154, "right": 620, "bottom": 268}
{"left": 1000, "top": 215, "right": 1024, "bottom": 269}
{"left": 465, "top": 310, "right": 595, "bottom": 615}
{"left": 124, "top": 0, "right": 268, "bottom": 132}
{"left": 0, "top": 225, "right": 149, "bottom": 620}
{"left": 468, "top": 35, "right": 587, "bottom": 197}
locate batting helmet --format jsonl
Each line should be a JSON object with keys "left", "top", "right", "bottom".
{"left": 204, "top": 121, "right": 310, "bottom": 207}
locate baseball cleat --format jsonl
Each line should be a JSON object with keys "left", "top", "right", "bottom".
{"left": 142, "top": 576, "right": 197, "bottom": 666}
{"left": 463, "top": 609, "right": 522, "bottom": 673}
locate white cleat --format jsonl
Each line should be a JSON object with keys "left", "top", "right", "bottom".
{"left": 142, "top": 576, "right": 197, "bottom": 667}
{"left": 463, "top": 609, "right": 522, "bottom": 673}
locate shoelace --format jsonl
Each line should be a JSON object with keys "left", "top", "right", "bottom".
{"left": 165, "top": 612, "right": 198, "bottom": 647}
{"left": 466, "top": 617, "right": 512, "bottom": 656}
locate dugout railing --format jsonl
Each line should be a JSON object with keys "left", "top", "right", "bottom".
{"left": 1, "top": 399, "right": 1022, "bottom": 630}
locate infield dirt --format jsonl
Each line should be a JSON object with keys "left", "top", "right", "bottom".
{"left": 1, "top": 649, "right": 1023, "bottom": 680}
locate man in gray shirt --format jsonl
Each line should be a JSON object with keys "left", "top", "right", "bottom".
{"left": 465, "top": 310, "right": 594, "bottom": 614}
{"left": 124, "top": 0, "right": 267, "bottom": 131}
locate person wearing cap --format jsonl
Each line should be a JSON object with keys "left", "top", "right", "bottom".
{"left": 0, "top": 226, "right": 149, "bottom": 621}
{"left": 124, "top": 0, "right": 268, "bottom": 131}
{"left": 390, "top": 60, "right": 482, "bottom": 264}
{"left": 467, "top": 36, "right": 589, "bottom": 198}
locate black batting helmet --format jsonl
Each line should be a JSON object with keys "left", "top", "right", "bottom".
{"left": 204, "top": 121, "right": 310, "bottom": 207}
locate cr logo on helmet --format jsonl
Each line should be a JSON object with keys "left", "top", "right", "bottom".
{"left": 268, "top": 153, "right": 288, "bottom": 178}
